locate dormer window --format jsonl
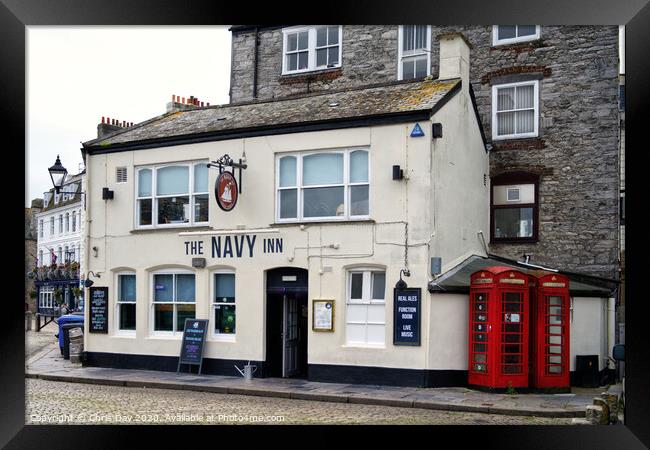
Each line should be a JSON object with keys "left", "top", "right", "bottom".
{"left": 282, "top": 26, "right": 342, "bottom": 75}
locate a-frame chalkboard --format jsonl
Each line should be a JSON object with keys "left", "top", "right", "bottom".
{"left": 177, "top": 318, "right": 208, "bottom": 374}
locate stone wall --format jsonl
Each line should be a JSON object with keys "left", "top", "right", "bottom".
{"left": 230, "top": 25, "right": 621, "bottom": 279}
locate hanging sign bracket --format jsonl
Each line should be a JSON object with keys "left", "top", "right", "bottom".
{"left": 207, "top": 154, "right": 248, "bottom": 194}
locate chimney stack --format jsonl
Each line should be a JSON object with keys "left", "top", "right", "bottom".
{"left": 436, "top": 32, "right": 471, "bottom": 85}
{"left": 97, "top": 116, "right": 132, "bottom": 139}
{"left": 166, "top": 94, "right": 209, "bottom": 113}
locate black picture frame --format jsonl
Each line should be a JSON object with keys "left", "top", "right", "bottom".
{"left": 8, "top": 0, "right": 649, "bottom": 447}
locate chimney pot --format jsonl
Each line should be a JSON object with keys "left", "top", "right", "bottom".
{"left": 101, "top": 116, "right": 105, "bottom": 124}
{"left": 182, "top": 97, "right": 185, "bottom": 104}
{"left": 172, "top": 94, "right": 175, "bottom": 102}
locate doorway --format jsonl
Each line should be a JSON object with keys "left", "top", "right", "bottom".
{"left": 266, "top": 268, "right": 308, "bottom": 378}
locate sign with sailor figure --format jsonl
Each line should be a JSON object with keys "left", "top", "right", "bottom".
{"left": 215, "top": 171, "right": 238, "bottom": 211}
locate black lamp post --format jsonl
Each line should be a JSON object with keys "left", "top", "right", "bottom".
{"left": 48, "top": 155, "right": 68, "bottom": 194}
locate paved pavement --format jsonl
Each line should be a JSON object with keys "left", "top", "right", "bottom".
{"left": 25, "top": 378, "right": 575, "bottom": 425}
{"left": 25, "top": 331, "right": 606, "bottom": 421}
{"left": 25, "top": 321, "right": 58, "bottom": 359}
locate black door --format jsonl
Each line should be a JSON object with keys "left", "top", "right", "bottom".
{"left": 265, "top": 268, "right": 308, "bottom": 378}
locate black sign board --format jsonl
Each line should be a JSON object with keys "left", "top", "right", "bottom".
{"left": 177, "top": 319, "right": 208, "bottom": 374}
{"left": 89, "top": 286, "right": 108, "bottom": 333}
{"left": 393, "top": 287, "right": 421, "bottom": 346}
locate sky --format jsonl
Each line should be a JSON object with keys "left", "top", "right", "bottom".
{"left": 26, "top": 26, "right": 232, "bottom": 207}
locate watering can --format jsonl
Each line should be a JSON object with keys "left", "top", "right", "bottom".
{"left": 234, "top": 361, "right": 257, "bottom": 381}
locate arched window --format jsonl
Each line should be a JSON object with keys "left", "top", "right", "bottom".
{"left": 65, "top": 213, "right": 70, "bottom": 232}
{"left": 72, "top": 211, "right": 76, "bottom": 232}
{"left": 491, "top": 172, "right": 539, "bottom": 243}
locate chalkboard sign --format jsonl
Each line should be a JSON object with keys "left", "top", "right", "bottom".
{"left": 393, "top": 287, "right": 421, "bottom": 346}
{"left": 177, "top": 319, "right": 208, "bottom": 374}
{"left": 89, "top": 286, "right": 108, "bottom": 333}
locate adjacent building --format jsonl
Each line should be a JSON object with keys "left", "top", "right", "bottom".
{"left": 25, "top": 199, "right": 43, "bottom": 313}
{"left": 78, "top": 25, "right": 622, "bottom": 388}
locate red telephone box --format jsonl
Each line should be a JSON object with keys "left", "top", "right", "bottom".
{"left": 468, "top": 267, "right": 530, "bottom": 389}
{"left": 530, "top": 272, "right": 570, "bottom": 390}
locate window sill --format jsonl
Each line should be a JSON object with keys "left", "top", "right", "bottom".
{"left": 341, "top": 344, "right": 386, "bottom": 350}
{"left": 279, "top": 67, "right": 343, "bottom": 84}
{"left": 489, "top": 138, "right": 545, "bottom": 151}
{"left": 131, "top": 225, "right": 213, "bottom": 234}
{"left": 209, "top": 335, "right": 236, "bottom": 343}
{"left": 147, "top": 333, "right": 183, "bottom": 340}
{"left": 271, "top": 219, "right": 375, "bottom": 227}
{"left": 113, "top": 331, "right": 136, "bottom": 338}
{"left": 490, "top": 238, "right": 538, "bottom": 244}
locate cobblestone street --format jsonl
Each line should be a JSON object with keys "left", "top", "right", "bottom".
{"left": 26, "top": 378, "right": 575, "bottom": 425}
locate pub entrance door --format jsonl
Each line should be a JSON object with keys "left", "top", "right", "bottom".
{"left": 266, "top": 268, "right": 308, "bottom": 378}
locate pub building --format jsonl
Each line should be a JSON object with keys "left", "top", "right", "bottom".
{"left": 79, "top": 31, "right": 619, "bottom": 389}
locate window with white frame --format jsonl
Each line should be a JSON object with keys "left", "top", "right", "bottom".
{"left": 58, "top": 215, "right": 63, "bottom": 233}
{"left": 282, "top": 26, "right": 342, "bottom": 74}
{"left": 64, "top": 246, "right": 69, "bottom": 263}
{"left": 398, "top": 25, "right": 431, "bottom": 80}
{"left": 57, "top": 247, "right": 62, "bottom": 263}
{"left": 39, "top": 220, "right": 43, "bottom": 238}
{"left": 65, "top": 213, "right": 70, "bottom": 232}
{"left": 72, "top": 211, "right": 76, "bottom": 232}
{"left": 152, "top": 271, "right": 195, "bottom": 333}
{"left": 492, "top": 80, "right": 539, "bottom": 140}
{"left": 276, "top": 149, "right": 369, "bottom": 222}
{"left": 346, "top": 269, "right": 386, "bottom": 346}
{"left": 50, "top": 217, "right": 54, "bottom": 235}
{"left": 492, "top": 25, "right": 540, "bottom": 45}
{"left": 38, "top": 250, "right": 43, "bottom": 266}
{"left": 213, "top": 271, "right": 236, "bottom": 336}
{"left": 136, "top": 162, "right": 209, "bottom": 228}
{"left": 117, "top": 273, "right": 136, "bottom": 331}
{"left": 39, "top": 286, "right": 54, "bottom": 309}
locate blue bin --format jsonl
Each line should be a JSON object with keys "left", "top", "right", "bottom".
{"left": 56, "top": 313, "right": 84, "bottom": 351}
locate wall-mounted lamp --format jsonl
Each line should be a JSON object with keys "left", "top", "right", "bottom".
{"left": 84, "top": 271, "right": 101, "bottom": 288}
{"left": 392, "top": 165, "right": 404, "bottom": 181}
{"left": 47, "top": 155, "right": 88, "bottom": 208}
{"left": 92, "top": 246, "right": 98, "bottom": 257}
{"left": 432, "top": 123, "right": 443, "bottom": 138}
{"left": 102, "top": 187, "right": 114, "bottom": 200}
{"left": 395, "top": 268, "right": 411, "bottom": 289}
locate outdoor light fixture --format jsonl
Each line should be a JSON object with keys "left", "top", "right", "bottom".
{"left": 47, "top": 155, "right": 89, "bottom": 208}
{"left": 392, "top": 165, "right": 404, "bottom": 180}
{"left": 48, "top": 155, "right": 68, "bottom": 193}
{"left": 396, "top": 268, "right": 411, "bottom": 289}
{"left": 84, "top": 271, "right": 101, "bottom": 288}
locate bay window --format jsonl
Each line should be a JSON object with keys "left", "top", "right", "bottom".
{"left": 398, "top": 25, "right": 431, "bottom": 80}
{"left": 152, "top": 271, "right": 195, "bottom": 334}
{"left": 282, "top": 26, "right": 342, "bottom": 74}
{"left": 492, "top": 25, "right": 540, "bottom": 46}
{"left": 136, "top": 161, "right": 208, "bottom": 228}
{"left": 491, "top": 172, "right": 539, "bottom": 242}
{"left": 492, "top": 80, "right": 539, "bottom": 140}
{"left": 117, "top": 273, "right": 136, "bottom": 332}
{"left": 276, "top": 149, "right": 369, "bottom": 222}
{"left": 213, "top": 271, "right": 236, "bottom": 337}
{"left": 346, "top": 269, "right": 386, "bottom": 346}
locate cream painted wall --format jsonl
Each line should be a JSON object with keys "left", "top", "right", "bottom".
{"left": 84, "top": 96, "right": 487, "bottom": 370}
{"left": 428, "top": 293, "right": 469, "bottom": 370}
{"left": 570, "top": 297, "right": 608, "bottom": 372}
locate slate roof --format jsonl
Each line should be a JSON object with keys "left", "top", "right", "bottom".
{"left": 82, "top": 78, "right": 461, "bottom": 150}
{"left": 428, "top": 255, "right": 618, "bottom": 297}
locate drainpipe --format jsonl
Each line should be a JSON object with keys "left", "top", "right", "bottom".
{"left": 82, "top": 149, "right": 91, "bottom": 342}
{"left": 252, "top": 27, "right": 259, "bottom": 100}
{"left": 607, "top": 295, "right": 616, "bottom": 370}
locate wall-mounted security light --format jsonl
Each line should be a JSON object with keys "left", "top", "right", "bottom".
{"left": 395, "top": 268, "right": 411, "bottom": 289}
{"left": 84, "top": 271, "right": 101, "bottom": 288}
{"left": 102, "top": 187, "right": 114, "bottom": 200}
{"left": 432, "top": 123, "right": 443, "bottom": 138}
{"left": 393, "top": 165, "right": 404, "bottom": 181}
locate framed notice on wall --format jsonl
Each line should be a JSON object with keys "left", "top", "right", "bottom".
{"left": 312, "top": 299, "right": 334, "bottom": 332}
{"left": 89, "top": 286, "right": 108, "bottom": 333}
{"left": 393, "top": 287, "right": 421, "bottom": 346}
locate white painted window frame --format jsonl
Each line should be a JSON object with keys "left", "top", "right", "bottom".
{"left": 345, "top": 268, "right": 386, "bottom": 347}
{"left": 492, "top": 25, "right": 540, "bottom": 46}
{"left": 135, "top": 160, "right": 209, "bottom": 230}
{"left": 397, "top": 25, "right": 431, "bottom": 81}
{"left": 281, "top": 25, "right": 343, "bottom": 75}
{"left": 491, "top": 80, "right": 539, "bottom": 140}
{"left": 150, "top": 269, "right": 196, "bottom": 337}
{"left": 210, "top": 269, "right": 237, "bottom": 341}
{"left": 115, "top": 272, "right": 136, "bottom": 336}
{"left": 39, "top": 286, "right": 54, "bottom": 309}
{"left": 275, "top": 148, "right": 370, "bottom": 224}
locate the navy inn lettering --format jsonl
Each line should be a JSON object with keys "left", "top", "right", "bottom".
{"left": 183, "top": 235, "right": 283, "bottom": 258}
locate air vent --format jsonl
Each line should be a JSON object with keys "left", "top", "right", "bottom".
{"left": 506, "top": 187, "right": 520, "bottom": 202}
{"left": 116, "top": 167, "right": 127, "bottom": 183}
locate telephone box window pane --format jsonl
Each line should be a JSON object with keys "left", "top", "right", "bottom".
{"left": 473, "top": 343, "right": 487, "bottom": 353}
{"left": 154, "top": 275, "right": 173, "bottom": 302}
{"left": 158, "top": 196, "right": 190, "bottom": 224}
{"left": 494, "top": 207, "right": 533, "bottom": 238}
{"left": 214, "top": 304, "right": 236, "bottom": 334}
{"left": 548, "top": 345, "right": 562, "bottom": 354}
{"left": 474, "top": 333, "right": 487, "bottom": 342}
{"left": 547, "top": 325, "right": 562, "bottom": 335}
{"left": 194, "top": 194, "right": 209, "bottom": 222}
{"left": 474, "top": 313, "right": 487, "bottom": 322}
{"left": 176, "top": 304, "right": 196, "bottom": 331}
{"left": 279, "top": 189, "right": 297, "bottom": 219}
{"left": 474, "top": 323, "right": 487, "bottom": 332}
{"left": 503, "top": 365, "right": 522, "bottom": 374}
{"left": 503, "top": 355, "right": 521, "bottom": 364}
{"left": 547, "top": 365, "right": 562, "bottom": 374}
{"left": 474, "top": 353, "right": 487, "bottom": 363}
{"left": 547, "top": 355, "right": 562, "bottom": 364}
{"left": 303, "top": 187, "right": 344, "bottom": 217}
{"left": 549, "top": 296, "right": 562, "bottom": 305}
{"left": 473, "top": 363, "right": 487, "bottom": 373}
{"left": 119, "top": 304, "right": 136, "bottom": 330}
{"left": 350, "top": 273, "right": 363, "bottom": 300}
{"left": 504, "top": 344, "right": 521, "bottom": 354}
{"left": 154, "top": 304, "right": 173, "bottom": 331}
